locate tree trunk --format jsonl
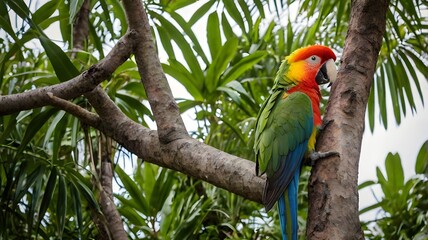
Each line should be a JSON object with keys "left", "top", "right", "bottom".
{"left": 307, "top": 0, "right": 389, "bottom": 239}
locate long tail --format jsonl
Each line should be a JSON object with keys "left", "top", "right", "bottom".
{"left": 277, "top": 170, "right": 300, "bottom": 240}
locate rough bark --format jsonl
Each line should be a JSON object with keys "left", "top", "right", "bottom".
{"left": 122, "top": 0, "right": 188, "bottom": 143}
{"left": 72, "top": 2, "right": 128, "bottom": 238}
{"left": 306, "top": 0, "right": 389, "bottom": 239}
{"left": 84, "top": 87, "right": 264, "bottom": 203}
{"left": 72, "top": 0, "right": 90, "bottom": 52}
{"left": 0, "top": 31, "right": 135, "bottom": 115}
{"left": 99, "top": 134, "right": 128, "bottom": 240}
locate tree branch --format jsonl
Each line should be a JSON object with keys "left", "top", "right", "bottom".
{"left": 0, "top": 31, "right": 135, "bottom": 115}
{"left": 46, "top": 92, "right": 101, "bottom": 127}
{"left": 0, "top": 0, "right": 265, "bottom": 208}
{"left": 121, "top": 0, "right": 188, "bottom": 143}
{"left": 307, "top": 0, "right": 389, "bottom": 239}
{"left": 85, "top": 87, "right": 264, "bottom": 203}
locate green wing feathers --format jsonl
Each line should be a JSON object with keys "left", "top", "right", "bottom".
{"left": 273, "top": 59, "right": 294, "bottom": 89}
{"left": 255, "top": 91, "right": 313, "bottom": 175}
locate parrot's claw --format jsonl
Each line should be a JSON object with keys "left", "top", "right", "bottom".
{"left": 306, "top": 151, "right": 339, "bottom": 166}
{"left": 319, "top": 119, "right": 334, "bottom": 131}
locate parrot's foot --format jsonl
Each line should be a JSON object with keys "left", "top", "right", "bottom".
{"left": 306, "top": 151, "right": 339, "bottom": 166}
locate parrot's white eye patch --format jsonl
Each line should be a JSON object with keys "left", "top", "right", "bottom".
{"left": 307, "top": 55, "right": 321, "bottom": 65}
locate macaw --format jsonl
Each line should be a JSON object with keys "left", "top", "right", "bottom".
{"left": 254, "top": 45, "right": 337, "bottom": 240}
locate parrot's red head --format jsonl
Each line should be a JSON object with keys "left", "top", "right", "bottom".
{"left": 285, "top": 45, "right": 337, "bottom": 87}
{"left": 284, "top": 45, "right": 337, "bottom": 127}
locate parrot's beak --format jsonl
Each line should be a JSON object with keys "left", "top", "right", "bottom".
{"left": 315, "top": 59, "right": 337, "bottom": 86}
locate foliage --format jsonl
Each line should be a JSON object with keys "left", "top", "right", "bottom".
{"left": 0, "top": 0, "right": 427, "bottom": 239}
{"left": 360, "top": 140, "right": 428, "bottom": 239}
{"left": 368, "top": 1, "right": 428, "bottom": 131}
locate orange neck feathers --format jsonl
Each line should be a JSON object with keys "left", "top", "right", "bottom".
{"left": 287, "top": 81, "right": 322, "bottom": 127}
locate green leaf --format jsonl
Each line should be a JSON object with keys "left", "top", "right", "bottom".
{"left": 69, "top": 182, "right": 83, "bottom": 238}
{"left": 218, "top": 114, "right": 247, "bottom": 143}
{"left": 0, "top": 30, "right": 39, "bottom": 86}
{"left": 335, "top": 0, "right": 347, "bottom": 36}
{"left": 70, "top": 111, "right": 80, "bottom": 149}
{"left": 57, "top": 174, "right": 67, "bottom": 237}
{"left": 404, "top": 49, "right": 428, "bottom": 83}
{"left": 358, "top": 180, "right": 376, "bottom": 190}
{"left": 221, "top": 12, "right": 235, "bottom": 40}
{"left": 205, "top": 37, "right": 238, "bottom": 93}
{"left": 164, "top": 0, "right": 197, "bottom": 12}
{"left": 99, "top": 0, "right": 115, "bottom": 38}
{"left": 17, "top": 108, "right": 58, "bottom": 156}
{"left": 58, "top": 1, "right": 72, "bottom": 45}
{"left": 116, "top": 165, "right": 151, "bottom": 216}
{"left": 69, "top": 0, "right": 85, "bottom": 24}
{"left": 262, "top": 20, "right": 276, "bottom": 43}
{"left": 43, "top": 111, "right": 67, "bottom": 161}
{"left": 415, "top": 140, "right": 428, "bottom": 174}
{"left": 122, "top": 81, "right": 148, "bottom": 99}
{"left": 286, "top": 18, "right": 293, "bottom": 54}
{"left": 303, "top": 14, "right": 322, "bottom": 46}
{"left": 118, "top": 206, "right": 147, "bottom": 226}
{"left": 32, "top": 0, "right": 59, "bottom": 25}
{"left": 107, "top": 0, "right": 128, "bottom": 36}
{"left": 376, "top": 166, "right": 391, "bottom": 199}
{"left": 385, "top": 57, "right": 401, "bottom": 125}
{"left": 221, "top": 51, "right": 267, "bottom": 86}
{"left": 378, "top": 66, "right": 388, "bottom": 129}
{"left": 38, "top": 35, "right": 80, "bottom": 82}
{"left": 29, "top": 165, "right": 45, "bottom": 232}
{"left": 116, "top": 93, "right": 152, "bottom": 121}
{"left": 367, "top": 78, "right": 375, "bottom": 132}
{"left": 397, "top": 50, "right": 424, "bottom": 106}
{"left": 237, "top": 0, "right": 253, "bottom": 31}
{"left": 66, "top": 169, "right": 100, "bottom": 211}
{"left": 37, "top": 167, "right": 57, "bottom": 230}
{"left": 398, "top": 55, "right": 416, "bottom": 112}
{"left": 168, "top": 11, "right": 209, "bottom": 65}
{"left": 359, "top": 201, "right": 382, "bottom": 215}
{"left": 15, "top": 164, "right": 45, "bottom": 203}
{"left": 254, "top": 0, "right": 265, "bottom": 18}
{"left": 141, "top": 162, "right": 156, "bottom": 204}
{"left": 150, "top": 168, "right": 175, "bottom": 212}
{"left": 156, "top": 25, "right": 176, "bottom": 59}
{"left": 150, "top": 11, "right": 204, "bottom": 84}
{"left": 385, "top": 152, "right": 404, "bottom": 191}
{"left": 207, "top": 12, "right": 222, "bottom": 61}
{"left": 115, "top": 194, "right": 147, "bottom": 218}
{"left": 188, "top": 0, "right": 215, "bottom": 26}
{"left": 277, "top": 28, "right": 285, "bottom": 54}
{"left": 0, "top": 1, "right": 17, "bottom": 41}
{"left": 0, "top": 113, "right": 18, "bottom": 144}
{"left": 5, "top": 0, "right": 31, "bottom": 23}
{"left": 162, "top": 60, "right": 203, "bottom": 101}
{"left": 89, "top": 22, "right": 105, "bottom": 59}
{"left": 223, "top": 0, "right": 246, "bottom": 34}
{"left": 177, "top": 99, "right": 200, "bottom": 113}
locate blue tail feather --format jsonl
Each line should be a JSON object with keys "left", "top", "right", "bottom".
{"left": 278, "top": 171, "right": 300, "bottom": 240}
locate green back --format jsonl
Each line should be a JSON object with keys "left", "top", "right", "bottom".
{"left": 254, "top": 91, "right": 313, "bottom": 177}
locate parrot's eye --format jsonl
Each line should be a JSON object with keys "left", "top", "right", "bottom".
{"left": 307, "top": 55, "right": 321, "bottom": 65}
